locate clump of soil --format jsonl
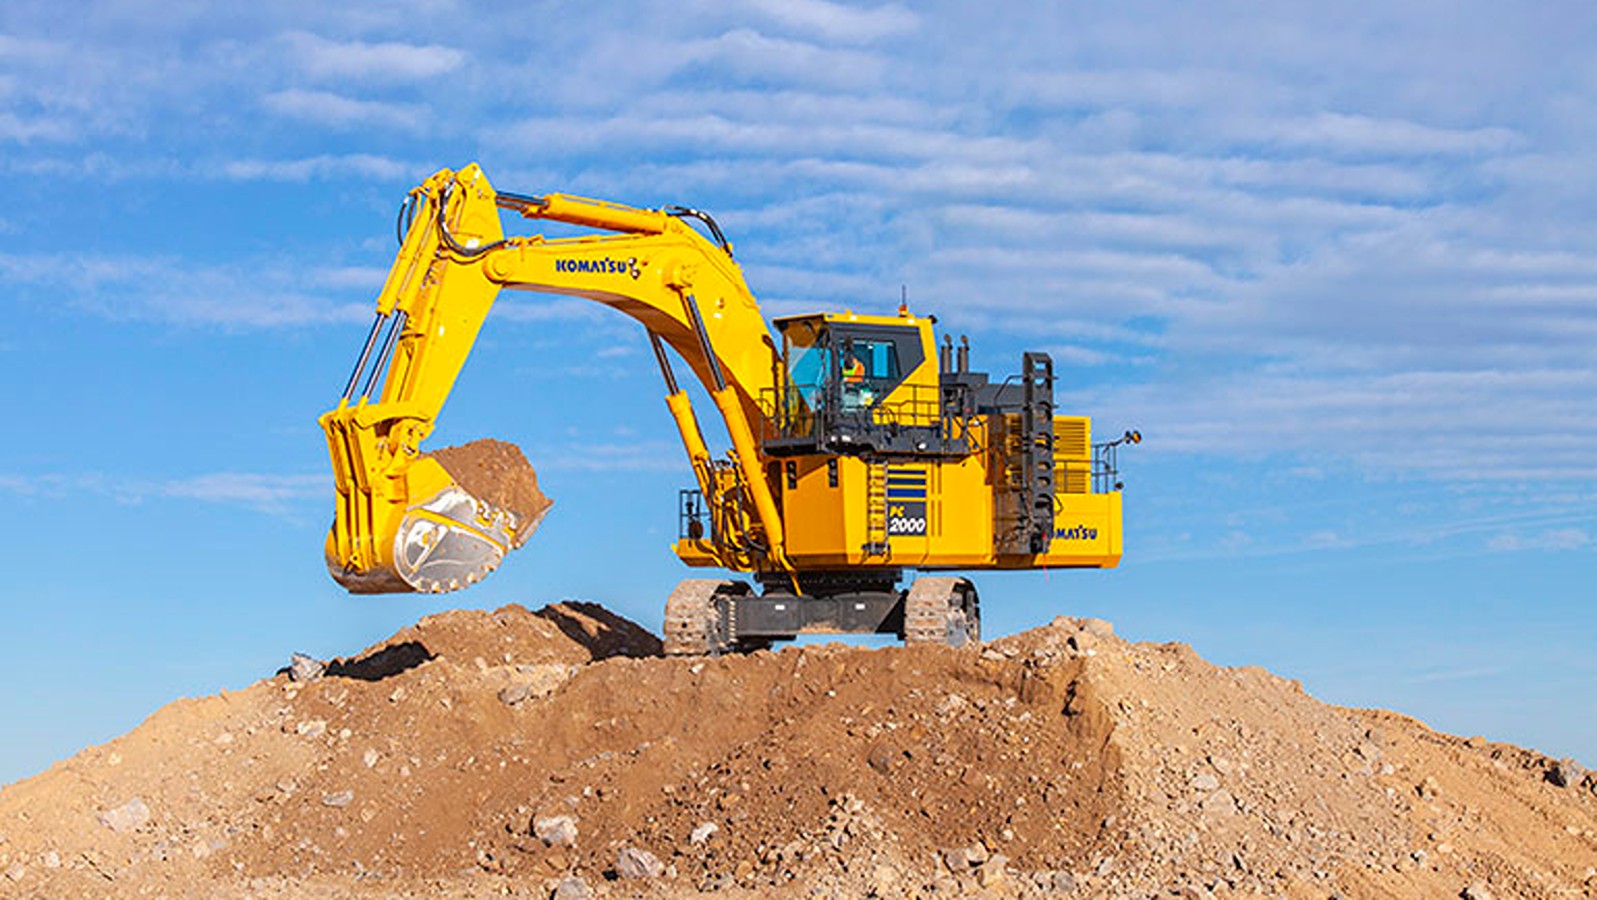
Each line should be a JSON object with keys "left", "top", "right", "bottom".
{"left": 426, "top": 438, "right": 553, "bottom": 544}
{"left": 1, "top": 606, "right": 1593, "bottom": 899}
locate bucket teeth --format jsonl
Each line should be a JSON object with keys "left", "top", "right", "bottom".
{"left": 393, "top": 486, "right": 518, "bottom": 593}
{"left": 329, "top": 485, "right": 521, "bottom": 595}
{"left": 324, "top": 437, "right": 550, "bottom": 595}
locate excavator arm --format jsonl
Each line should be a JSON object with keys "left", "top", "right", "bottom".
{"left": 321, "top": 164, "right": 789, "bottom": 593}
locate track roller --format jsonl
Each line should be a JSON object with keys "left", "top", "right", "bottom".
{"left": 663, "top": 579, "right": 751, "bottom": 656}
{"left": 902, "top": 576, "right": 980, "bottom": 647}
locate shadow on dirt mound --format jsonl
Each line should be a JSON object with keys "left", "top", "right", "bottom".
{"left": 532, "top": 600, "right": 663, "bottom": 659}
{"left": 326, "top": 640, "right": 434, "bottom": 681}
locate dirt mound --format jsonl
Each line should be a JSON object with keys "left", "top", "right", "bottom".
{"left": 1, "top": 607, "right": 1594, "bottom": 899}
{"left": 427, "top": 438, "right": 553, "bottom": 543}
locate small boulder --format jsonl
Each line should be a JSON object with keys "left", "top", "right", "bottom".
{"left": 321, "top": 790, "right": 354, "bottom": 808}
{"left": 943, "top": 846, "right": 971, "bottom": 872}
{"left": 1462, "top": 882, "right": 1494, "bottom": 900}
{"left": 534, "top": 815, "right": 578, "bottom": 848}
{"left": 98, "top": 797, "right": 151, "bottom": 833}
{"left": 1047, "top": 870, "right": 1078, "bottom": 894}
{"left": 1199, "top": 789, "right": 1236, "bottom": 817}
{"left": 689, "top": 821, "right": 719, "bottom": 845}
{"left": 615, "top": 845, "right": 663, "bottom": 879}
{"left": 1548, "top": 758, "right": 1584, "bottom": 789}
{"left": 976, "top": 854, "right": 1010, "bottom": 888}
{"left": 936, "top": 693, "right": 969, "bottom": 716}
{"left": 499, "top": 684, "right": 533, "bottom": 706}
{"left": 289, "top": 653, "right": 326, "bottom": 682}
{"left": 871, "top": 863, "right": 900, "bottom": 892}
{"left": 552, "top": 875, "right": 593, "bottom": 900}
{"left": 1082, "top": 618, "right": 1114, "bottom": 638}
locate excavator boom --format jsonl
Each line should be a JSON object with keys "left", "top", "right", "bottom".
{"left": 321, "top": 165, "right": 787, "bottom": 592}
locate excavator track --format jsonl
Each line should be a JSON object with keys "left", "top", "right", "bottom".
{"left": 663, "top": 579, "right": 748, "bottom": 656}
{"left": 903, "top": 576, "right": 980, "bottom": 647}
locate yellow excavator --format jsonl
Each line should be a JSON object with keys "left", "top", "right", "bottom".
{"left": 320, "top": 164, "right": 1137, "bottom": 654}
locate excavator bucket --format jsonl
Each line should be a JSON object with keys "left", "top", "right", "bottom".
{"left": 322, "top": 422, "right": 552, "bottom": 594}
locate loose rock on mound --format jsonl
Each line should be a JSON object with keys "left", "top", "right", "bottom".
{"left": 1, "top": 604, "right": 1594, "bottom": 899}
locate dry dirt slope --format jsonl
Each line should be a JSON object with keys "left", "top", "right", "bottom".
{"left": 0, "top": 601, "right": 1593, "bottom": 899}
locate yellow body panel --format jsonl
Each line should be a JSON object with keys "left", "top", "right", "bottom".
{"left": 1043, "top": 492, "right": 1123, "bottom": 568}
{"left": 678, "top": 408, "right": 1123, "bottom": 574}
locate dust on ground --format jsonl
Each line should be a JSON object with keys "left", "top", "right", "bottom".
{"left": 1, "top": 603, "right": 1593, "bottom": 899}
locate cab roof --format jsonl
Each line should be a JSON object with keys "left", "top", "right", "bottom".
{"left": 772, "top": 310, "right": 929, "bottom": 330}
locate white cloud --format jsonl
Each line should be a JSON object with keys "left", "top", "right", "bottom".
{"left": 1253, "top": 112, "right": 1522, "bottom": 157}
{"left": 0, "top": 34, "right": 64, "bottom": 64}
{"left": 262, "top": 89, "right": 421, "bottom": 130}
{"left": 1043, "top": 344, "right": 1153, "bottom": 367}
{"left": 0, "top": 111, "right": 77, "bottom": 142}
{"left": 744, "top": 0, "right": 918, "bottom": 43}
{"left": 1543, "top": 529, "right": 1590, "bottom": 550}
{"left": 281, "top": 31, "right": 465, "bottom": 82}
{"left": 159, "top": 473, "right": 327, "bottom": 514}
{"left": 309, "top": 266, "right": 389, "bottom": 290}
{"left": 219, "top": 154, "right": 413, "bottom": 182}
{"left": 1090, "top": 367, "right": 1597, "bottom": 482}
{"left": 1016, "top": 68, "right": 1274, "bottom": 110}
{"left": 528, "top": 440, "right": 688, "bottom": 472}
{"left": 1488, "top": 528, "right": 1591, "bottom": 553}
{"left": 0, "top": 253, "right": 374, "bottom": 327}
{"left": 490, "top": 110, "right": 1019, "bottom": 165}
{"left": 0, "top": 471, "right": 325, "bottom": 516}
{"left": 690, "top": 28, "right": 889, "bottom": 88}
{"left": 1303, "top": 530, "right": 1351, "bottom": 550}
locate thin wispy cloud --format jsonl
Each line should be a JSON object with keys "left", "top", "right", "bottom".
{"left": 262, "top": 89, "right": 422, "bottom": 131}
{"left": 1487, "top": 529, "right": 1592, "bottom": 553}
{"left": 219, "top": 154, "right": 414, "bottom": 182}
{"left": 528, "top": 440, "right": 691, "bottom": 472}
{"left": 0, "top": 253, "right": 373, "bottom": 327}
{"left": 744, "top": 0, "right": 917, "bottom": 44}
{"left": 159, "top": 473, "right": 327, "bottom": 515}
{"left": 0, "top": 471, "right": 326, "bottom": 516}
{"left": 1255, "top": 113, "right": 1523, "bottom": 157}
{"left": 279, "top": 31, "right": 465, "bottom": 83}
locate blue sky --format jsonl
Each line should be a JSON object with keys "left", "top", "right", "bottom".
{"left": 2, "top": 0, "right": 1595, "bottom": 784}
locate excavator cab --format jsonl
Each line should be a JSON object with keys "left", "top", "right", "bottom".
{"left": 767, "top": 313, "right": 961, "bottom": 458}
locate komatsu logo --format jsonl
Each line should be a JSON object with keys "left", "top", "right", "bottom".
{"left": 554, "top": 256, "right": 641, "bottom": 279}
{"left": 1055, "top": 525, "right": 1099, "bottom": 541}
